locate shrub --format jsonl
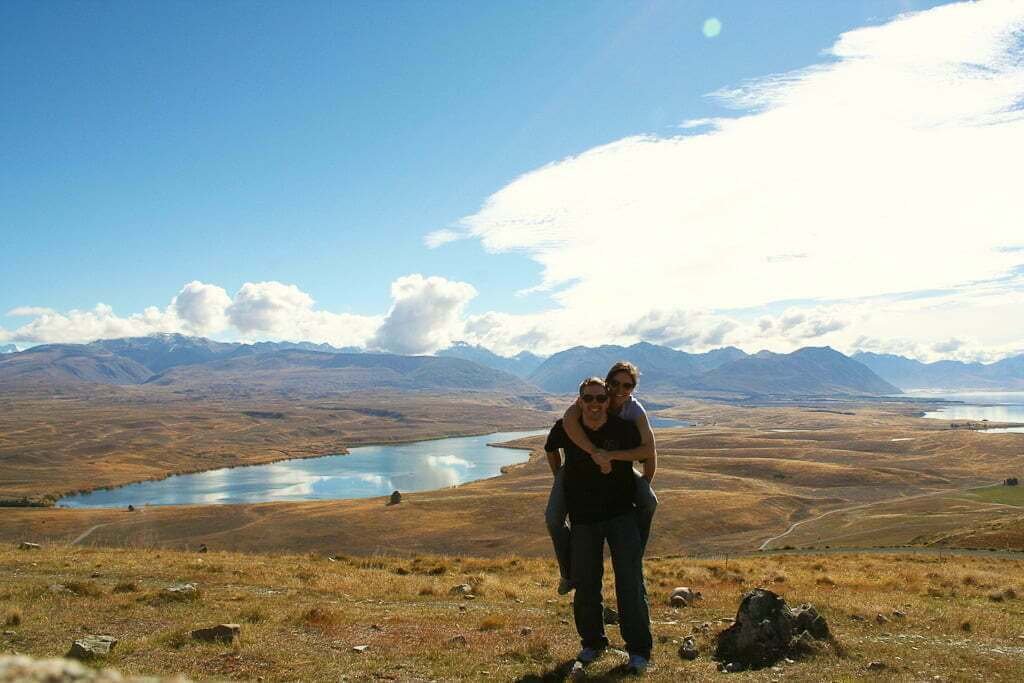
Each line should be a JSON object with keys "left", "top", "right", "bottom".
{"left": 3, "top": 608, "right": 21, "bottom": 627}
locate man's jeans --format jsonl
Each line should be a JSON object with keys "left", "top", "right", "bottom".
{"left": 545, "top": 468, "right": 657, "bottom": 581}
{"left": 570, "top": 512, "right": 653, "bottom": 660}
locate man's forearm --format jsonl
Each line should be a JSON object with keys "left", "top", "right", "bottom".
{"left": 642, "top": 452, "right": 657, "bottom": 482}
{"left": 546, "top": 451, "right": 562, "bottom": 476}
{"left": 607, "top": 442, "right": 656, "bottom": 463}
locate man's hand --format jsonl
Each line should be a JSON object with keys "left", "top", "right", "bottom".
{"left": 591, "top": 449, "right": 612, "bottom": 474}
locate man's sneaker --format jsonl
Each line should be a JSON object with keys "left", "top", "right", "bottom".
{"left": 626, "top": 653, "right": 649, "bottom": 675}
{"left": 557, "top": 577, "right": 575, "bottom": 595}
{"left": 576, "top": 647, "right": 603, "bottom": 664}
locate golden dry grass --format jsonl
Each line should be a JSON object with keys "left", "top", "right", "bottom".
{"left": 1, "top": 544, "right": 1023, "bottom": 681}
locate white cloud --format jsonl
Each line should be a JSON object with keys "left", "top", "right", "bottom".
{"left": 423, "top": 229, "right": 464, "bottom": 249}
{"left": 370, "top": 274, "right": 477, "bottom": 355}
{"left": 438, "top": 0, "right": 1024, "bottom": 358}
{"left": 227, "top": 282, "right": 316, "bottom": 334}
{"left": 171, "top": 281, "right": 232, "bottom": 334}
{"left": 6, "top": 307, "right": 56, "bottom": 317}
{"left": 2, "top": 303, "right": 180, "bottom": 345}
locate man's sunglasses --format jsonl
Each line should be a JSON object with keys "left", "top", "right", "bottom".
{"left": 608, "top": 380, "right": 635, "bottom": 390}
{"left": 581, "top": 394, "right": 609, "bottom": 403}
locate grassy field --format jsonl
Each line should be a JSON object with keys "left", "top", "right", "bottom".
{"left": 961, "top": 485, "right": 1024, "bottom": 507}
{"left": 2, "top": 544, "right": 1023, "bottom": 681}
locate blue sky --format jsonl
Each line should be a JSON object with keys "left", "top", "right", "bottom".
{"left": 3, "top": 1, "right": 1023, "bottom": 361}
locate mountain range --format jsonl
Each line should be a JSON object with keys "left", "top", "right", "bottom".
{"left": 0, "top": 334, "right": 907, "bottom": 398}
{"left": 852, "top": 352, "right": 1024, "bottom": 391}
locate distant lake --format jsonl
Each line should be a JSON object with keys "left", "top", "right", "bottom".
{"left": 58, "top": 430, "right": 546, "bottom": 509}
{"left": 917, "top": 391, "right": 1024, "bottom": 433}
{"left": 57, "top": 413, "right": 694, "bottom": 509}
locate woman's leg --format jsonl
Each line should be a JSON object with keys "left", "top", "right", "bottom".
{"left": 633, "top": 471, "right": 658, "bottom": 556}
{"left": 544, "top": 468, "right": 571, "bottom": 582}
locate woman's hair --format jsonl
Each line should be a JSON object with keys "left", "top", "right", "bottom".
{"left": 605, "top": 361, "right": 640, "bottom": 386}
{"left": 578, "top": 376, "right": 607, "bottom": 395}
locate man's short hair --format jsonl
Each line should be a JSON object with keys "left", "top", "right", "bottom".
{"left": 606, "top": 361, "right": 640, "bottom": 386}
{"left": 578, "top": 376, "right": 607, "bottom": 396}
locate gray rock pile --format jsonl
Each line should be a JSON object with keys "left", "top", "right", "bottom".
{"left": 714, "top": 588, "right": 831, "bottom": 671}
{"left": 0, "top": 654, "right": 192, "bottom": 682}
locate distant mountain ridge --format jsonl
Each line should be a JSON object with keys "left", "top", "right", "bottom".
{"left": 0, "top": 344, "right": 18, "bottom": 354}
{"left": 437, "top": 342, "right": 545, "bottom": 378}
{"left": 853, "top": 351, "right": 1024, "bottom": 391}
{"left": 1, "top": 333, "right": 903, "bottom": 398}
{"left": 527, "top": 342, "right": 748, "bottom": 393}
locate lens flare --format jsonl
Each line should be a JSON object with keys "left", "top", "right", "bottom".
{"left": 702, "top": 17, "right": 722, "bottom": 38}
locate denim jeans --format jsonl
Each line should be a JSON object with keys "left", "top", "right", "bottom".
{"left": 570, "top": 511, "right": 653, "bottom": 660}
{"left": 545, "top": 468, "right": 658, "bottom": 581}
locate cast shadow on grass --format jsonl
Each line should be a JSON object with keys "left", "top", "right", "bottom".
{"left": 514, "top": 660, "right": 638, "bottom": 682}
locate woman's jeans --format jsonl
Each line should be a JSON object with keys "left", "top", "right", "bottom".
{"left": 545, "top": 468, "right": 658, "bottom": 581}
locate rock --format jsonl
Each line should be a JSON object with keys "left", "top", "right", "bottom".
{"left": 669, "top": 587, "right": 702, "bottom": 607}
{"left": 875, "top": 613, "right": 889, "bottom": 624}
{"left": 893, "top": 610, "right": 907, "bottom": 619}
{"left": 678, "top": 636, "right": 698, "bottom": 660}
{"left": 714, "top": 589, "right": 831, "bottom": 670}
{"left": 388, "top": 491, "right": 402, "bottom": 505}
{"left": 197, "top": 544, "right": 208, "bottom": 554}
{"left": 127, "top": 505, "right": 135, "bottom": 512}
{"left": 189, "top": 624, "right": 240, "bottom": 644}
{"left": 463, "top": 594, "right": 476, "bottom": 600}
{"left": 602, "top": 606, "right": 618, "bottom": 625}
{"left": 2, "top": 631, "right": 16, "bottom": 637}
{"left": 867, "top": 661, "right": 887, "bottom": 671}
{"left": 448, "top": 635, "right": 467, "bottom": 646}
{"left": 67, "top": 635, "right": 117, "bottom": 660}
{"left": 18, "top": 542, "right": 40, "bottom": 551}
{"left": 849, "top": 614, "right": 866, "bottom": 622}
{"left": 352, "top": 645, "right": 368, "bottom": 653}
{"left": 519, "top": 627, "right": 533, "bottom": 636}
{"left": 2, "top": 654, "right": 194, "bottom": 683}
{"left": 162, "top": 582, "right": 199, "bottom": 600}
{"left": 449, "top": 584, "right": 473, "bottom": 595}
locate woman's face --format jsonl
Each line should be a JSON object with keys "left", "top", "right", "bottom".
{"left": 607, "top": 371, "right": 636, "bottom": 403}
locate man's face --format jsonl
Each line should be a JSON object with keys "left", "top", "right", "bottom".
{"left": 578, "top": 382, "right": 609, "bottom": 420}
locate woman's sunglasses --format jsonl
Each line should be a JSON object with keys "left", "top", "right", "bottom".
{"left": 580, "top": 394, "right": 609, "bottom": 403}
{"left": 608, "top": 380, "right": 635, "bottom": 390}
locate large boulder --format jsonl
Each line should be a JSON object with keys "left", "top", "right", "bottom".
{"left": 715, "top": 589, "right": 831, "bottom": 671}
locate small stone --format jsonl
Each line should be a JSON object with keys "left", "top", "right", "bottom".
{"left": 18, "top": 542, "right": 41, "bottom": 551}
{"left": 867, "top": 661, "right": 887, "bottom": 671}
{"left": 519, "top": 627, "right": 533, "bottom": 636}
{"left": 849, "top": 614, "right": 866, "bottom": 622}
{"left": 875, "top": 613, "right": 889, "bottom": 624}
{"left": 670, "top": 595, "right": 689, "bottom": 608}
{"left": 448, "top": 634, "right": 467, "bottom": 645}
{"left": 893, "top": 609, "right": 907, "bottom": 619}
{"left": 458, "top": 605, "right": 466, "bottom": 612}
{"left": 669, "top": 586, "right": 702, "bottom": 606}
{"left": 3, "top": 630, "right": 16, "bottom": 637}
{"left": 463, "top": 594, "right": 476, "bottom": 600}
{"left": 371, "top": 624, "right": 383, "bottom": 631}
{"left": 603, "top": 606, "right": 618, "bottom": 625}
{"left": 198, "top": 544, "right": 208, "bottom": 553}
{"left": 67, "top": 634, "right": 118, "bottom": 659}
{"left": 449, "top": 583, "right": 473, "bottom": 595}
{"left": 162, "top": 582, "right": 199, "bottom": 600}
{"left": 560, "top": 618, "right": 569, "bottom": 625}
{"left": 90, "top": 572, "right": 101, "bottom": 578}
{"left": 352, "top": 645, "right": 369, "bottom": 653}
{"left": 190, "top": 624, "right": 240, "bottom": 644}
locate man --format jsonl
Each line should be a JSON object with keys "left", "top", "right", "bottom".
{"left": 544, "top": 377, "right": 653, "bottom": 675}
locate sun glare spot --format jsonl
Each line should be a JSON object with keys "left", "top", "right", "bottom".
{"left": 702, "top": 17, "right": 722, "bottom": 38}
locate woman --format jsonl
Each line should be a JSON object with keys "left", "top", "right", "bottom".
{"left": 545, "top": 361, "right": 658, "bottom": 594}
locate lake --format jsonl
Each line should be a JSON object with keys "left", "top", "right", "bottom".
{"left": 917, "top": 391, "right": 1024, "bottom": 433}
{"left": 57, "top": 430, "right": 546, "bottom": 509}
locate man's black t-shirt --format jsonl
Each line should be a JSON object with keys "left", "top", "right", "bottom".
{"left": 544, "top": 415, "right": 641, "bottom": 525}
